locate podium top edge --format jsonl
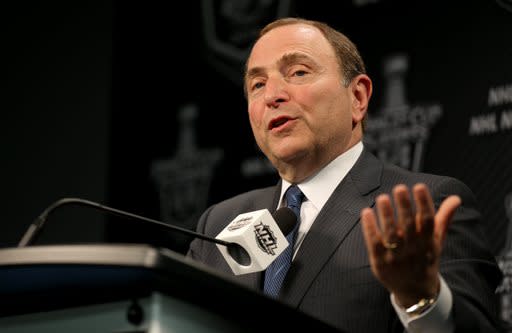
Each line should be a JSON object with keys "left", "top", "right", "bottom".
{"left": 0, "top": 244, "right": 170, "bottom": 268}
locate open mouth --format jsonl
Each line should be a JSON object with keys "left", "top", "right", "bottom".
{"left": 268, "top": 116, "right": 293, "bottom": 130}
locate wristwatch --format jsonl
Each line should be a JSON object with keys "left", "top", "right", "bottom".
{"left": 404, "top": 296, "right": 436, "bottom": 317}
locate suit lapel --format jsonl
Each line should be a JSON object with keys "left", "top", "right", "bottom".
{"left": 280, "top": 149, "right": 383, "bottom": 307}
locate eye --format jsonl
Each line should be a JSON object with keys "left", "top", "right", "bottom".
{"left": 251, "top": 81, "right": 265, "bottom": 91}
{"left": 287, "top": 65, "right": 310, "bottom": 78}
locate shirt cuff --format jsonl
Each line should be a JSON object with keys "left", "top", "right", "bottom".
{"left": 391, "top": 275, "right": 454, "bottom": 333}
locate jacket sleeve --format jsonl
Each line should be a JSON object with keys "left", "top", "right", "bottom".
{"left": 433, "top": 177, "right": 503, "bottom": 332}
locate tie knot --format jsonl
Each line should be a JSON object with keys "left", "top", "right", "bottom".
{"left": 285, "top": 185, "right": 305, "bottom": 219}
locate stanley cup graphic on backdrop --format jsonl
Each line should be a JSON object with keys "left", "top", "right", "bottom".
{"left": 151, "top": 104, "right": 223, "bottom": 251}
{"left": 498, "top": 193, "right": 512, "bottom": 331}
{"left": 364, "top": 54, "right": 442, "bottom": 172}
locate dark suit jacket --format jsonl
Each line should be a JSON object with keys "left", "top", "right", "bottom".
{"left": 188, "top": 150, "right": 502, "bottom": 332}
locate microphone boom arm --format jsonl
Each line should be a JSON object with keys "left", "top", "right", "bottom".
{"left": 18, "top": 197, "right": 231, "bottom": 248}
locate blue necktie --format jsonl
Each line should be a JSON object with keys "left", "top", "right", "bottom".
{"left": 263, "top": 185, "right": 305, "bottom": 297}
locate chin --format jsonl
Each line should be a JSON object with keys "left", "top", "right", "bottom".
{"left": 271, "top": 147, "right": 309, "bottom": 165}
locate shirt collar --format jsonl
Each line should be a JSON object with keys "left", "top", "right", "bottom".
{"left": 280, "top": 141, "right": 364, "bottom": 211}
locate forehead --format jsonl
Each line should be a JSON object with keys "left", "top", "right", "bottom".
{"left": 247, "top": 23, "right": 336, "bottom": 69}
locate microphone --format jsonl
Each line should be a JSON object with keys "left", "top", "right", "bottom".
{"left": 18, "top": 198, "right": 296, "bottom": 276}
{"left": 17, "top": 197, "right": 233, "bottom": 248}
{"left": 215, "top": 207, "right": 297, "bottom": 275}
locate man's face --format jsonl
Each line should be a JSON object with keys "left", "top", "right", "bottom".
{"left": 245, "top": 24, "right": 358, "bottom": 181}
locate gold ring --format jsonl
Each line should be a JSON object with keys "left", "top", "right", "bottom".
{"left": 383, "top": 241, "right": 398, "bottom": 250}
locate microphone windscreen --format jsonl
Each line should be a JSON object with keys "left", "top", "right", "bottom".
{"left": 272, "top": 207, "right": 297, "bottom": 235}
{"left": 216, "top": 208, "right": 292, "bottom": 275}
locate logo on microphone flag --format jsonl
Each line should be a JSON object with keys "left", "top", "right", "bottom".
{"left": 215, "top": 209, "right": 289, "bottom": 275}
{"left": 254, "top": 222, "right": 278, "bottom": 255}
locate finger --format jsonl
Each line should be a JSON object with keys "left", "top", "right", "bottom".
{"left": 435, "top": 195, "right": 461, "bottom": 243}
{"left": 376, "top": 194, "right": 397, "bottom": 243}
{"left": 361, "top": 207, "right": 383, "bottom": 257}
{"left": 393, "top": 184, "right": 415, "bottom": 240}
{"left": 413, "top": 183, "right": 435, "bottom": 236}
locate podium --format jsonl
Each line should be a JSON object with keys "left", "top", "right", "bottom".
{"left": 0, "top": 244, "right": 342, "bottom": 332}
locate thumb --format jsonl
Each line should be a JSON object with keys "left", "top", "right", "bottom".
{"left": 435, "top": 195, "right": 461, "bottom": 243}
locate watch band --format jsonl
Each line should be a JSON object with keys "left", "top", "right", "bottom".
{"left": 404, "top": 297, "right": 436, "bottom": 317}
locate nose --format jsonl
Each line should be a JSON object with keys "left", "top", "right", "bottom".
{"left": 264, "top": 76, "right": 289, "bottom": 109}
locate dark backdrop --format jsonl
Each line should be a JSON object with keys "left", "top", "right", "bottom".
{"left": 2, "top": 0, "right": 512, "bottom": 327}
{"left": 1, "top": 1, "right": 111, "bottom": 247}
{"left": 4, "top": 0, "right": 511, "bottom": 258}
{"left": 109, "top": 0, "right": 512, "bottom": 256}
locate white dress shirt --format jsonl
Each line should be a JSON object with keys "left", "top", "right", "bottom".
{"left": 277, "top": 141, "right": 454, "bottom": 333}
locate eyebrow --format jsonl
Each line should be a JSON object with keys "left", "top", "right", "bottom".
{"left": 280, "top": 52, "right": 314, "bottom": 67}
{"left": 245, "top": 67, "right": 265, "bottom": 85}
{"left": 245, "top": 52, "right": 315, "bottom": 85}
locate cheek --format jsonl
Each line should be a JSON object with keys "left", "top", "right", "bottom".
{"left": 309, "top": 90, "right": 351, "bottom": 136}
{"left": 248, "top": 103, "right": 264, "bottom": 130}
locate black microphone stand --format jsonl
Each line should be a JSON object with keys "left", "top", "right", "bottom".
{"left": 18, "top": 198, "right": 231, "bottom": 248}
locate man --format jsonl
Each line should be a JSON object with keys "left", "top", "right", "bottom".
{"left": 188, "top": 18, "right": 501, "bottom": 332}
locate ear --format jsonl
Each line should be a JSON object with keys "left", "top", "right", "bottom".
{"left": 350, "top": 74, "right": 373, "bottom": 126}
